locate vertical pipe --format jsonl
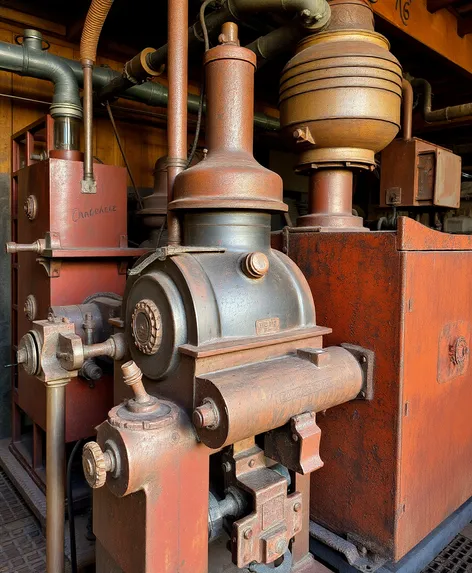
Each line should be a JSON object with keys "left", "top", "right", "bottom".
{"left": 46, "top": 384, "right": 66, "bottom": 573}
{"left": 402, "top": 78, "right": 413, "bottom": 141}
{"left": 167, "top": 0, "right": 188, "bottom": 245}
{"left": 82, "top": 62, "right": 95, "bottom": 191}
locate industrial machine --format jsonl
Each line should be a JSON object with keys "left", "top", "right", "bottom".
{"left": 2, "top": 0, "right": 472, "bottom": 572}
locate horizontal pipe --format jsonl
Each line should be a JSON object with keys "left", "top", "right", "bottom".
{"left": 0, "top": 29, "right": 82, "bottom": 119}
{"left": 98, "top": 0, "right": 329, "bottom": 103}
{"left": 246, "top": 21, "right": 304, "bottom": 68}
{"left": 61, "top": 56, "right": 280, "bottom": 130}
{"left": 412, "top": 77, "right": 472, "bottom": 123}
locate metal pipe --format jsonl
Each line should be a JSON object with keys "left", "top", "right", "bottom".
{"left": 82, "top": 62, "right": 95, "bottom": 191}
{"left": 412, "top": 77, "right": 472, "bottom": 123}
{"left": 166, "top": 0, "right": 188, "bottom": 246}
{"left": 0, "top": 29, "right": 82, "bottom": 129}
{"left": 60, "top": 56, "right": 280, "bottom": 131}
{"left": 80, "top": 0, "right": 114, "bottom": 193}
{"left": 98, "top": 0, "right": 330, "bottom": 102}
{"left": 402, "top": 78, "right": 413, "bottom": 140}
{"left": 46, "top": 383, "right": 66, "bottom": 573}
{"left": 246, "top": 21, "right": 304, "bottom": 67}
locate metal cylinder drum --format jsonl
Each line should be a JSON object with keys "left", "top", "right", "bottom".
{"left": 279, "top": 0, "right": 402, "bottom": 171}
{"left": 194, "top": 345, "right": 363, "bottom": 448}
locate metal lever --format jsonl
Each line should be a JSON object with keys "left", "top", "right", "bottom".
{"left": 249, "top": 551, "right": 293, "bottom": 573}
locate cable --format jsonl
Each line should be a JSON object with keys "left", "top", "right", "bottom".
{"left": 105, "top": 100, "right": 144, "bottom": 210}
{"left": 67, "top": 438, "right": 84, "bottom": 573}
{"left": 186, "top": 0, "right": 213, "bottom": 167}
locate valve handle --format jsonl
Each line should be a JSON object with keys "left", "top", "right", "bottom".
{"left": 249, "top": 550, "right": 292, "bottom": 573}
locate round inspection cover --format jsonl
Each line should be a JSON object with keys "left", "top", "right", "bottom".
{"left": 125, "top": 269, "right": 187, "bottom": 381}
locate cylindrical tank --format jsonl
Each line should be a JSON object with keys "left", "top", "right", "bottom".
{"left": 279, "top": 0, "right": 402, "bottom": 171}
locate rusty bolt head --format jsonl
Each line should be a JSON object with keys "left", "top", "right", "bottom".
{"left": 249, "top": 459, "right": 256, "bottom": 468}
{"left": 242, "top": 252, "right": 270, "bottom": 279}
{"left": 293, "top": 128, "right": 303, "bottom": 139}
{"left": 293, "top": 502, "right": 302, "bottom": 513}
{"left": 292, "top": 433, "right": 299, "bottom": 442}
{"left": 244, "top": 528, "right": 253, "bottom": 540}
{"left": 193, "top": 399, "right": 220, "bottom": 430}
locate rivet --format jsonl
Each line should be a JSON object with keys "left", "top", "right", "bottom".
{"left": 249, "top": 459, "right": 256, "bottom": 468}
{"left": 292, "top": 433, "right": 299, "bottom": 442}
{"left": 293, "top": 502, "right": 302, "bottom": 512}
{"left": 244, "top": 528, "right": 253, "bottom": 540}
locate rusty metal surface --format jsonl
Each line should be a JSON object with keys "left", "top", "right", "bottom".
{"left": 194, "top": 346, "right": 363, "bottom": 449}
{"left": 171, "top": 28, "right": 286, "bottom": 213}
{"left": 380, "top": 138, "right": 461, "bottom": 208}
{"left": 277, "top": 220, "right": 472, "bottom": 561}
{"left": 298, "top": 170, "right": 365, "bottom": 230}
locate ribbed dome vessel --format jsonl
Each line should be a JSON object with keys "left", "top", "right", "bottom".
{"left": 279, "top": 0, "right": 402, "bottom": 171}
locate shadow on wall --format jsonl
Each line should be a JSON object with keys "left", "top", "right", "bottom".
{"left": 0, "top": 173, "right": 11, "bottom": 438}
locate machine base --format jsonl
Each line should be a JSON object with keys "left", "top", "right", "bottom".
{"left": 309, "top": 496, "right": 472, "bottom": 573}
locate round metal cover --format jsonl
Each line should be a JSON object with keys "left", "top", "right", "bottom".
{"left": 131, "top": 299, "right": 162, "bottom": 355}
{"left": 125, "top": 268, "right": 187, "bottom": 381}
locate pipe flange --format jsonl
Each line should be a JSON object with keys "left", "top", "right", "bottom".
{"left": 49, "top": 102, "right": 83, "bottom": 120}
{"left": 17, "top": 331, "right": 41, "bottom": 376}
{"left": 107, "top": 399, "right": 178, "bottom": 431}
{"left": 131, "top": 299, "right": 163, "bottom": 355}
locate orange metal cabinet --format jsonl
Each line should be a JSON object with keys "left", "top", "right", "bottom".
{"left": 274, "top": 217, "right": 472, "bottom": 561}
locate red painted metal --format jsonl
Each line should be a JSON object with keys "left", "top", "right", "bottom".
{"left": 9, "top": 116, "right": 142, "bottom": 486}
{"left": 275, "top": 217, "right": 472, "bottom": 560}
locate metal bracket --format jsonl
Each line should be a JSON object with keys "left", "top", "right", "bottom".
{"left": 36, "top": 257, "right": 62, "bottom": 278}
{"left": 128, "top": 245, "right": 225, "bottom": 276}
{"left": 310, "top": 522, "right": 387, "bottom": 573}
{"left": 341, "top": 343, "right": 375, "bottom": 400}
{"left": 264, "top": 412, "right": 324, "bottom": 475}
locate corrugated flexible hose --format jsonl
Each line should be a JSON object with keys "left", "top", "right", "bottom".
{"left": 80, "top": 0, "right": 114, "bottom": 63}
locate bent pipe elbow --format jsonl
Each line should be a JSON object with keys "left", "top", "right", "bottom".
{"left": 0, "top": 39, "right": 82, "bottom": 118}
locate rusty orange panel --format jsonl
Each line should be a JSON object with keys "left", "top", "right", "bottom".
{"left": 373, "top": 0, "right": 472, "bottom": 77}
{"left": 275, "top": 218, "right": 472, "bottom": 561}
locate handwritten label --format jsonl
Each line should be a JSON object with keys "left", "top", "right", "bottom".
{"left": 72, "top": 204, "right": 117, "bottom": 223}
{"left": 395, "top": 0, "right": 412, "bottom": 25}
{"left": 256, "top": 317, "right": 280, "bottom": 335}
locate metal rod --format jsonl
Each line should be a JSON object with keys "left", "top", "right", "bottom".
{"left": 166, "top": 0, "right": 189, "bottom": 246}
{"left": 46, "top": 383, "right": 66, "bottom": 573}
{"left": 402, "top": 78, "right": 413, "bottom": 141}
{"left": 82, "top": 62, "right": 94, "bottom": 186}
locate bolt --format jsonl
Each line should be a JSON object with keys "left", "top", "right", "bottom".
{"left": 193, "top": 399, "right": 220, "bottom": 429}
{"left": 244, "top": 528, "right": 253, "bottom": 540}
{"left": 300, "top": 8, "right": 312, "bottom": 17}
{"left": 292, "top": 433, "right": 299, "bottom": 442}
{"left": 222, "top": 461, "right": 232, "bottom": 473}
{"left": 243, "top": 252, "right": 270, "bottom": 279}
{"left": 314, "top": 12, "right": 323, "bottom": 20}
{"left": 360, "top": 546, "right": 368, "bottom": 556}
{"left": 360, "top": 355, "right": 367, "bottom": 363}
{"left": 293, "top": 502, "right": 302, "bottom": 512}
{"left": 360, "top": 390, "right": 366, "bottom": 398}
{"left": 293, "top": 128, "right": 303, "bottom": 139}
{"left": 249, "top": 459, "right": 256, "bottom": 468}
